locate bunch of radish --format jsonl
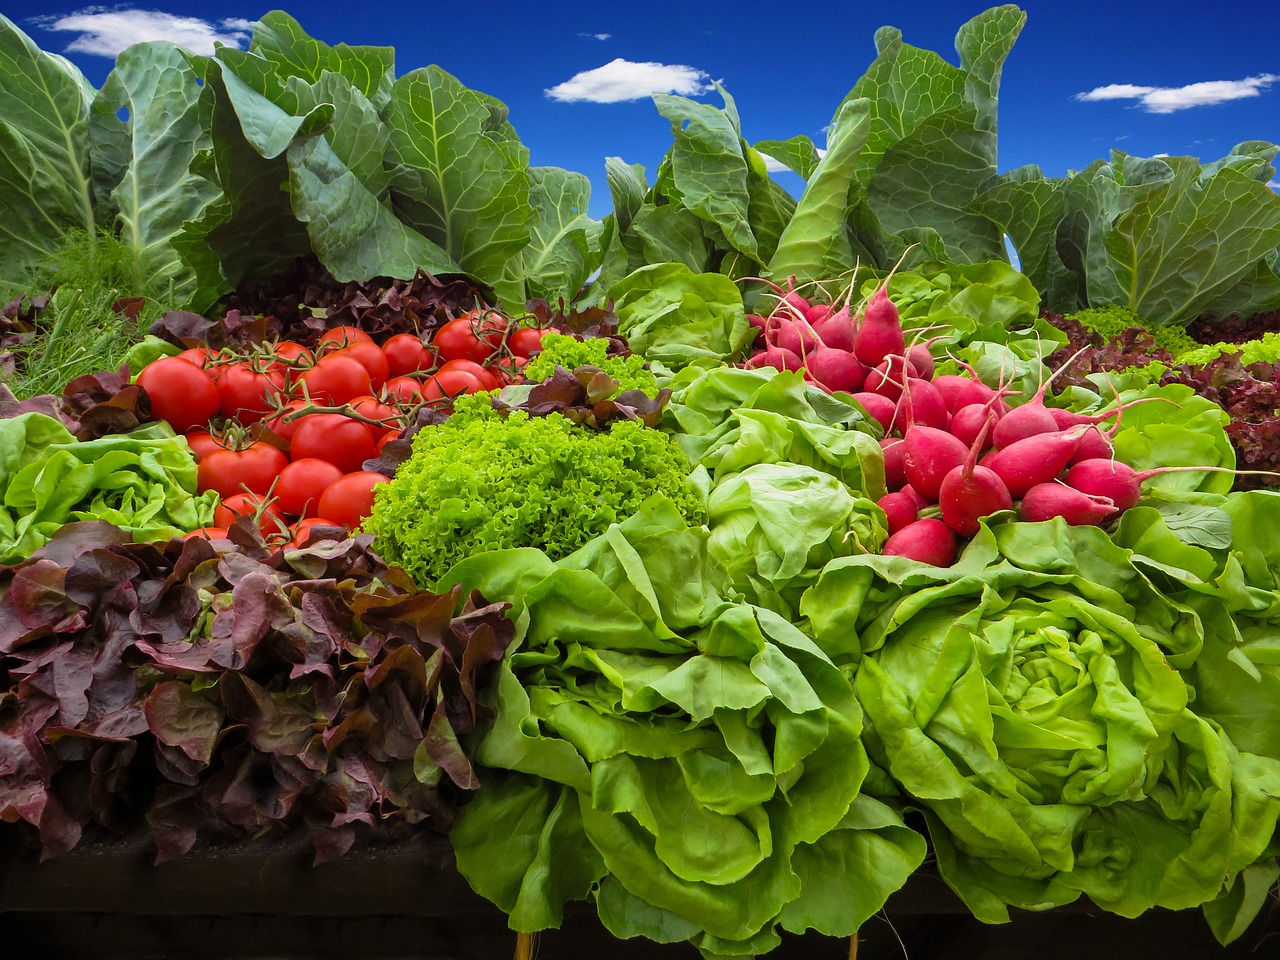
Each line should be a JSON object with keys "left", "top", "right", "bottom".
{"left": 743, "top": 273, "right": 1249, "bottom": 568}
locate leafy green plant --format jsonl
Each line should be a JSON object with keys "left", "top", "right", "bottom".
{"left": 2, "top": 232, "right": 172, "bottom": 399}
{"left": 366, "top": 394, "right": 705, "bottom": 587}
{"left": 522, "top": 334, "right": 659, "bottom": 395}
{"left": 974, "top": 143, "right": 1280, "bottom": 326}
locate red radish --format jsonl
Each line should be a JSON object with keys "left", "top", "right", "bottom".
{"left": 931, "top": 374, "right": 999, "bottom": 413}
{"left": 1068, "top": 426, "right": 1114, "bottom": 464}
{"left": 882, "top": 437, "right": 907, "bottom": 490}
{"left": 854, "top": 284, "right": 906, "bottom": 368}
{"left": 1059, "top": 460, "right": 1274, "bottom": 514}
{"left": 806, "top": 303, "right": 833, "bottom": 325}
{"left": 746, "top": 314, "right": 768, "bottom": 347}
{"left": 900, "top": 484, "right": 930, "bottom": 510}
{"left": 991, "top": 347, "right": 1091, "bottom": 449}
{"left": 949, "top": 402, "right": 1001, "bottom": 451}
{"left": 882, "top": 518, "right": 957, "bottom": 566}
{"left": 902, "top": 425, "right": 969, "bottom": 501}
{"left": 892, "top": 378, "right": 949, "bottom": 432}
{"left": 853, "top": 392, "right": 897, "bottom": 432}
{"left": 905, "top": 343, "right": 935, "bottom": 380}
{"left": 1020, "top": 482, "right": 1119, "bottom": 526}
{"left": 744, "top": 345, "right": 803, "bottom": 372}
{"left": 938, "top": 418, "right": 1012, "bottom": 536}
{"left": 866, "top": 355, "right": 910, "bottom": 402}
{"left": 771, "top": 317, "right": 822, "bottom": 358}
{"left": 804, "top": 347, "right": 867, "bottom": 393}
{"left": 877, "top": 491, "right": 919, "bottom": 536}
{"left": 983, "top": 427, "right": 1086, "bottom": 498}
{"left": 813, "top": 305, "right": 856, "bottom": 352}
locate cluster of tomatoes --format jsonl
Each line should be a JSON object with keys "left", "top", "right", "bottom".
{"left": 133, "top": 309, "right": 551, "bottom": 546}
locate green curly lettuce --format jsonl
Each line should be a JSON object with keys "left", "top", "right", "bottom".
{"left": 522, "top": 333, "right": 660, "bottom": 396}
{"left": 366, "top": 398, "right": 705, "bottom": 587}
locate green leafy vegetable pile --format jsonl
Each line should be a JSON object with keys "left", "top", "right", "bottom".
{"left": 442, "top": 498, "right": 926, "bottom": 958}
{"left": 522, "top": 333, "right": 659, "bottom": 395}
{"left": 0, "top": 412, "right": 215, "bottom": 563}
{"left": 366, "top": 394, "right": 705, "bottom": 587}
{"left": 802, "top": 510, "right": 1280, "bottom": 941}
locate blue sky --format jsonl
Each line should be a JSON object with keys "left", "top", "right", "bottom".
{"left": 5, "top": 1, "right": 1278, "bottom": 217}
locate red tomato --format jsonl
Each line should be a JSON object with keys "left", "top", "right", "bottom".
{"left": 374, "top": 430, "right": 399, "bottom": 454}
{"left": 176, "top": 346, "right": 213, "bottom": 368}
{"left": 317, "top": 471, "right": 390, "bottom": 530}
{"left": 197, "top": 441, "right": 289, "bottom": 498}
{"left": 184, "top": 429, "right": 226, "bottom": 461}
{"left": 212, "top": 361, "right": 286, "bottom": 424}
{"left": 136, "top": 357, "right": 220, "bottom": 434}
{"left": 382, "top": 333, "right": 435, "bottom": 377}
{"left": 273, "top": 458, "right": 344, "bottom": 519}
{"left": 271, "top": 340, "right": 314, "bottom": 386}
{"left": 491, "top": 355, "right": 527, "bottom": 385}
{"left": 331, "top": 341, "right": 390, "bottom": 390}
{"left": 433, "top": 316, "right": 500, "bottom": 364}
{"left": 508, "top": 326, "right": 551, "bottom": 358}
{"left": 289, "top": 414, "right": 377, "bottom": 474}
{"left": 184, "top": 525, "right": 228, "bottom": 541}
{"left": 214, "top": 492, "right": 287, "bottom": 537}
{"left": 287, "top": 517, "right": 347, "bottom": 549}
{"left": 423, "top": 368, "right": 488, "bottom": 403}
{"left": 261, "top": 398, "right": 311, "bottom": 444}
{"left": 384, "top": 376, "right": 425, "bottom": 404}
{"left": 297, "top": 354, "right": 372, "bottom": 406}
{"left": 317, "top": 325, "right": 373, "bottom": 348}
{"left": 436, "top": 358, "right": 500, "bottom": 392}
{"left": 348, "top": 395, "right": 401, "bottom": 435}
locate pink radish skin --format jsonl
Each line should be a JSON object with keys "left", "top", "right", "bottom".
{"left": 902, "top": 425, "right": 969, "bottom": 501}
{"left": 882, "top": 518, "right": 957, "bottom": 566}
{"left": 866, "top": 355, "right": 910, "bottom": 402}
{"left": 982, "top": 428, "right": 1086, "bottom": 499}
{"left": 746, "top": 314, "right": 768, "bottom": 347}
{"left": 854, "top": 392, "right": 897, "bottom": 432}
{"left": 877, "top": 492, "right": 919, "bottom": 536}
{"left": 804, "top": 347, "right": 867, "bottom": 393}
{"left": 813, "top": 305, "right": 856, "bottom": 352}
{"left": 906, "top": 344, "right": 935, "bottom": 380}
{"left": 938, "top": 417, "right": 1011, "bottom": 536}
{"left": 900, "top": 484, "right": 929, "bottom": 510}
{"left": 892, "top": 378, "right": 949, "bottom": 432}
{"left": 1063, "top": 459, "right": 1278, "bottom": 513}
{"left": 949, "top": 403, "right": 1001, "bottom": 451}
{"left": 771, "top": 318, "right": 822, "bottom": 358}
{"left": 744, "top": 345, "right": 803, "bottom": 372}
{"left": 931, "top": 375, "right": 998, "bottom": 413}
{"left": 853, "top": 285, "right": 906, "bottom": 368}
{"left": 1067, "top": 427, "right": 1114, "bottom": 465}
{"left": 806, "top": 303, "right": 833, "bottom": 325}
{"left": 993, "top": 400, "right": 1060, "bottom": 450}
{"left": 1020, "top": 483, "right": 1119, "bottom": 526}
{"left": 881, "top": 438, "right": 907, "bottom": 490}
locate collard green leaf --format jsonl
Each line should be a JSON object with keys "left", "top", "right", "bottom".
{"left": 386, "top": 66, "right": 533, "bottom": 306}
{"left": 767, "top": 98, "right": 871, "bottom": 284}
{"left": 653, "top": 84, "right": 758, "bottom": 259}
{"left": 753, "top": 136, "right": 822, "bottom": 180}
{"left": 247, "top": 10, "right": 395, "bottom": 110}
{"left": 89, "top": 43, "right": 220, "bottom": 301}
{"left": 604, "top": 157, "right": 648, "bottom": 233}
{"left": 0, "top": 14, "right": 98, "bottom": 279}
{"left": 510, "top": 166, "right": 603, "bottom": 305}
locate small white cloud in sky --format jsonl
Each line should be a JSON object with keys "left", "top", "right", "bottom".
{"left": 579, "top": 32, "right": 611, "bottom": 41}
{"left": 546, "top": 58, "right": 711, "bottom": 103}
{"left": 33, "top": 8, "right": 251, "bottom": 57}
{"left": 1269, "top": 180, "right": 1280, "bottom": 192}
{"left": 1075, "top": 74, "right": 1278, "bottom": 113}
{"left": 759, "top": 147, "right": 827, "bottom": 174}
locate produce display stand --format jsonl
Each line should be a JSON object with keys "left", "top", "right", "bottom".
{"left": 2, "top": 826, "right": 1275, "bottom": 959}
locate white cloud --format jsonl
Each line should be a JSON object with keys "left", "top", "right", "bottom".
{"left": 759, "top": 147, "right": 827, "bottom": 174}
{"left": 545, "top": 58, "right": 711, "bottom": 103}
{"left": 579, "top": 32, "right": 611, "bottom": 41}
{"left": 1270, "top": 180, "right": 1280, "bottom": 192}
{"left": 1075, "top": 74, "right": 1278, "bottom": 113}
{"left": 33, "top": 8, "right": 252, "bottom": 57}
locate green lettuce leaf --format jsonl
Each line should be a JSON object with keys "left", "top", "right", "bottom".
{"left": 610, "top": 263, "right": 750, "bottom": 369}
